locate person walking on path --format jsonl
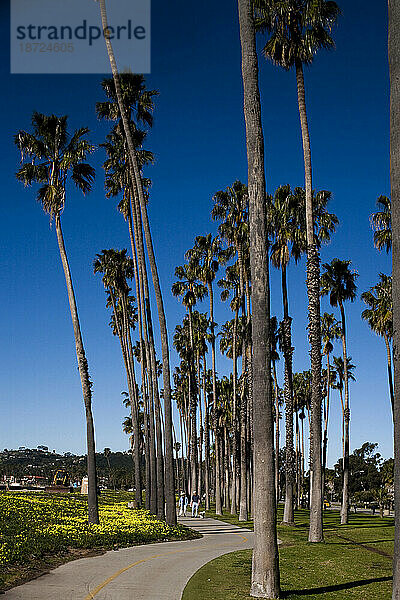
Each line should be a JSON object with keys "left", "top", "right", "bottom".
{"left": 178, "top": 492, "right": 189, "bottom": 516}
{"left": 191, "top": 491, "right": 200, "bottom": 517}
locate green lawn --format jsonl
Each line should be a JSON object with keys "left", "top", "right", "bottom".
{"left": 182, "top": 507, "right": 394, "bottom": 599}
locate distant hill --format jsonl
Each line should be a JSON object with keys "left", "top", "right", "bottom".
{"left": 0, "top": 448, "right": 135, "bottom": 488}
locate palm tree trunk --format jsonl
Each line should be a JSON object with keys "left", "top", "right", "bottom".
{"left": 127, "top": 210, "right": 148, "bottom": 509}
{"left": 390, "top": 5, "right": 400, "bottom": 596}
{"left": 295, "top": 58, "right": 323, "bottom": 543}
{"left": 188, "top": 307, "right": 198, "bottom": 495}
{"left": 55, "top": 216, "right": 99, "bottom": 524}
{"left": 239, "top": 351, "right": 248, "bottom": 521}
{"left": 98, "top": 0, "right": 175, "bottom": 525}
{"left": 112, "top": 291, "right": 142, "bottom": 507}
{"left": 215, "top": 431, "right": 223, "bottom": 515}
{"left": 130, "top": 184, "right": 164, "bottom": 518}
{"left": 231, "top": 304, "right": 239, "bottom": 515}
{"left": 322, "top": 353, "right": 331, "bottom": 499}
{"left": 202, "top": 354, "right": 210, "bottom": 509}
{"left": 339, "top": 302, "right": 350, "bottom": 525}
{"left": 295, "top": 406, "right": 301, "bottom": 509}
{"left": 130, "top": 194, "right": 158, "bottom": 515}
{"left": 281, "top": 265, "right": 295, "bottom": 525}
{"left": 272, "top": 362, "right": 280, "bottom": 505}
{"left": 383, "top": 332, "right": 395, "bottom": 417}
{"left": 197, "top": 352, "right": 203, "bottom": 495}
{"left": 238, "top": 0, "right": 280, "bottom": 594}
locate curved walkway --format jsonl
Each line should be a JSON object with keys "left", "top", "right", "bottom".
{"left": 4, "top": 517, "right": 254, "bottom": 600}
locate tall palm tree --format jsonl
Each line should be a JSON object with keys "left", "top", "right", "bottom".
{"left": 186, "top": 234, "right": 228, "bottom": 508}
{"left": 97, "top": 76, "right": 162, "bottom": 517}
{"left": 331, "top": 355, "right": 356, "bottom": 482}
{"left": 94, "top": 249, "right": 142, "bottom": 505}
{"left": 172, "top": 264, "right": 207, "bottom": 495}
{"left": 270, "top": 316, "right": 282, "bottom": 505}
{"left": 97, "top": 0, "right": 176, "bottom": 526}
{"left": 371, "top": 195, "right": 392, "bottom": 253}
{"left": 361, "top": 274, "right": 394, "bottom": 416}
{"left": 218, "top": 263, "right": 242, "bottom": 514}
{"left": 321, "top": 312, "right": 341, "bottom": 485}
{"left": 389, "top": 2, "right": 400, "bottom": 595}
{"left": 237, "top": 0, "right": 280, "bottom": 595}
{"left": 256, "top": 0, "right": 340, "bottom": 544}
{"left": 267, "top": 184, "right": 299, "bottom": 524}
{"left": 212, "top": 182, "right": 251, "bottom": 521}
{"left": 321, "top": 258, "right": 358, "bottom": 524}
{"left": 15, "top": 112, "right": 99, "bottom": 524}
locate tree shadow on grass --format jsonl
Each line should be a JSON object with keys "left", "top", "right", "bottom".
{"left": 283, "top": 576, "right": 392, "bottom": 597}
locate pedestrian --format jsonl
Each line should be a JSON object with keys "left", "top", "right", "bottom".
{"left": 191, "top": 490, "right": 200, "bottom": 518}
{"left": 178, "top": 491, "right": 188, "bottom": 516}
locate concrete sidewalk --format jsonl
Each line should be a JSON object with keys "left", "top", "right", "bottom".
{"left": 4, "top": 517, "right": 254, "bottom": 600}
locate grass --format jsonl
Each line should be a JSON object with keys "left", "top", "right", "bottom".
{"left": 182, "top": 506, "right": 394, "bottom": 599}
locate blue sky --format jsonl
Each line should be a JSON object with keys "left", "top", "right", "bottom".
{"left": 0, "top": 1, "right": 392, "bottom": 468}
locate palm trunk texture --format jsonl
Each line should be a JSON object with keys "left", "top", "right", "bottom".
{"left": 296, "top": 59, "right": 323, "bottom": 543}
{"left": 390, "top": 1, "right": 400, "bottom": 597}
{"left": 55, "top": 216, "right": 99, "bottom": 524}
{"left": 238, "top": 0, "right": 280, "bottom": 595}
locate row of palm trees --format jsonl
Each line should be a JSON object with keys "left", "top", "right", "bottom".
{"left": 12, "top": 0, "right": 400, "bottom": 597}
{"left": 14, "top": 76, "right": 178, "bottom": 526}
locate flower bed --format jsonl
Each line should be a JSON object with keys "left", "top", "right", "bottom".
{"left": 0, "top": 491, "right": 189, "bottom": 566}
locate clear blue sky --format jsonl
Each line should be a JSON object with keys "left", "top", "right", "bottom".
{"left": 0, "top": 0, "right": 392, "bottom": 468}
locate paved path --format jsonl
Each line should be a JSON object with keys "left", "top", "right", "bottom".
{"left": 4, "top": 517, "right": 254, "bottom": 600}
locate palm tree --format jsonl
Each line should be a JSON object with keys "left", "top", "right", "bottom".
{"left": 267, "top": 184, "right": 298, "bottom": 524}
{"left": 389, "top": 2, "right": 400, "bottom": 594}
{"left": 321, "top": 258, "right": 358, "bottom": 524}
{"left": 15, "top": 112, "right": 99, "bottom": 524}
{"left": 94, "top": 249, "right": 142, "bottom": 505}
{"left": 97, "top": 0, "right": 176, "bottom": 526}
{"left": 172, "top": 264, "right": 207, "bottom": 495}
{"left": 361, "top": 274, "right": 393, "bottom": 416}
{"left": 103, "top": 447, "right": 113, "bottom": 488}
{"left": 331, "top": 355, "right": 356, "bottom": 489}
{"left": 186, "top": 234, "right": 228, "bottom": 508}
{"left": 237, "top": 0, "right": 280, "bottom": 594}
{"left": 270, "top": 316, "right": 282, "bottom": 505}
{"left": 371, "top": 195, "right": 392, "bottom": 253}
{"left": 256, "top": 0, "right": 340, "bottom": 544}
{"left": 321, "top": 313, "right": 341, "bottom": 485}
{"left": 218, "top": 264, "right": 242, "bottom": 514}
{"left": 212, "top": 182, "right": 251, "bottom": 521}
{"left": 97, "top": 75, "right": 162, "bottom": 517}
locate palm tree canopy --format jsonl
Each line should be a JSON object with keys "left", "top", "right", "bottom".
{"left": 321, "top": 312, "right": 341, "bottom": 355}
{"left": 267, "top": 185, "right": 338, "bottom": 268}
{"left": 370, "top": 195, "right": 392, "bottom": 253}
{"left": 332, "top": 355, "right": 356, "bottom": 389}
{"left": 361, "top": 273, "right": 392, "bottom": 339}
{"left": 15, "top": 112, "right": 95, "bottom": 218}
{"left": 172, "top": 263, "right": 207, "bottom": 310}
{"left": 321, "top": 258, "right": 358, "bottom": 308}
{"left": 254, "top": 0, "right": 340, "bottom": 70}
{"left": 96, "top": 73, "right": 157, "bottom": 130}
{"left": 185, "top": 233, "right": 232, "bottom": 285}
{"left": 94, "top": 248, "right": 134, "bottom": 297}
{"left": 218, "top": 263, "right": 241, "bottom": 312}
{"left": 212, "top": 180, "right": 249, "bottom": 249}
{"left": 219, "top": 317, "right": 245, "bottom": 359}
